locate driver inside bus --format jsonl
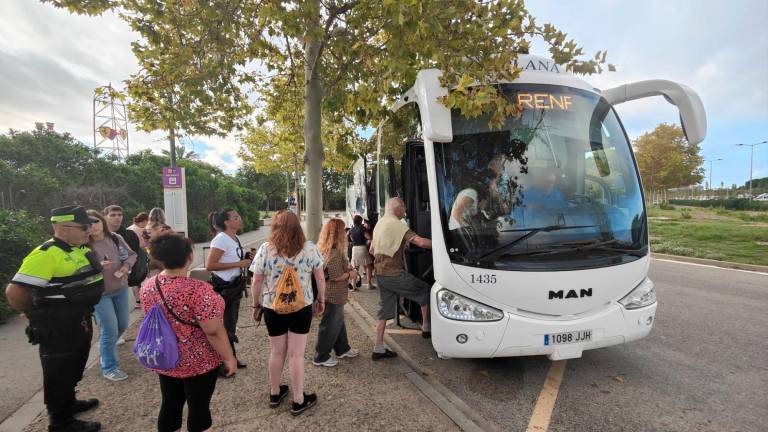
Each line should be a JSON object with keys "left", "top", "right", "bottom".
{"left": 449, "top": 188, "right": 479, "bottom": 230}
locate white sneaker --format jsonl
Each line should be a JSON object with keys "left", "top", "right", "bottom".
{"left": 116, "top": 337, "right": 126, "bottom": 346}
{"left": 338, "top": 349, "right": 360, "bottom": 359}
{"left": 103, "top": 369, "right": 129, "bottom": 381}
{"left": 312, "top": 357, "right": 339, "bottom": 367}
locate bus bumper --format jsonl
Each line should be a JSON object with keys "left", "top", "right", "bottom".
{"left": 431, "top": 300, "right": 657, "bottom": 360}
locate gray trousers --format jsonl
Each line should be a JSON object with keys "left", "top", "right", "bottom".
{"left": 313, "top": 303, "right": 351, "bottom": 362}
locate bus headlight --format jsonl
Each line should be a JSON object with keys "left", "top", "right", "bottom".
{"left": 437, "top": 289, "right": 504, "bottom": 322}
{"left": 618, "top": 278, "right": 657, "bottom": 310}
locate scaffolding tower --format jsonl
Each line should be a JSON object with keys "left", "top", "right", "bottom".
{"left": 93, "top": 84, "right": 129, "bottom": 158}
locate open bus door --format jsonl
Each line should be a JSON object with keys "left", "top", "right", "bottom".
{"left": 401, "top": 140, "right": 434, "bottom": 324}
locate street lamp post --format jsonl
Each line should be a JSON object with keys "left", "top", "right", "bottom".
{"left": 706, "top": 158, "right": 723, "bottom": 196}
{"left": 735, "top": 140, "right": 768, "bottom": 199}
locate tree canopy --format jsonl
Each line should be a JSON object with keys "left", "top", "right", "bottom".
{"left": 0, "top": 129, "right": 263, "bottom": 242}
{"left": 44, "top": 0, "right": 610, "bottom": 238}
{"left": 634, "top": 123, "right": 704, "bottom": 193}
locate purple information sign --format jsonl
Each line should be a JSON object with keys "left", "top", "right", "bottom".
{"left": 162, "top": 167, "right": 183, "bottom": 188}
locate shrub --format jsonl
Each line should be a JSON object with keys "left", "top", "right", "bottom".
{"left": 658, "top": 201, "right": 675, "bottom": 210}
{"left": 0, "top": 210, "right": 50, "bottom": 322}
{"left": 669, "top": 199, "right": 768, "bottom": 211}
{"left": 652, "top": 241, "right": 696, "bottom": 257}
{"left": 680, "top": 208, "right": 692, "bottom": 219}
{"left": 652, "top": 240, "right": 727, "bottom": 262}
{"left": 700, "top": 252, "right": 727, "bottom": 261}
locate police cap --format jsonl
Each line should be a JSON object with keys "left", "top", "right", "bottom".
{"left": 50, "top": 205, "right": 91, "bottom": 225}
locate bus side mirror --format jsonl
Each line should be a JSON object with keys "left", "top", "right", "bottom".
{"left": 601, "top": 80, "right": 707, "bottom": 144}
{"left": 392, "top": 69, "right": 453, "bottom": 142}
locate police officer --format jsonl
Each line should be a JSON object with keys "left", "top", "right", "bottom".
{"left": 5, "top": 206, "right": 105, "bottom": 432}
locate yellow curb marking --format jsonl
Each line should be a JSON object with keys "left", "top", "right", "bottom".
{"left": 371, "top": 325, "right": 423, "bottom": 335}
{"left": 526, "top": 360, "right": 567, "bottom": 432}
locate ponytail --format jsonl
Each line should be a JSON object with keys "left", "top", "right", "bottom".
{"left": 208, "top": 208, "right": 235, "bottom": 237}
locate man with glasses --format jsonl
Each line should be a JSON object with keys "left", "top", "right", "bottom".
{"left": 5, "top": 206, "right": 105, "bottom": 432}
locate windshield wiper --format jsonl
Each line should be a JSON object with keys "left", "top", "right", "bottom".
{"left": 477, "top": 224, "right": 597, "bottom": 262}
{"left": 498, "top": 239, "right": 648, "bottom": 259}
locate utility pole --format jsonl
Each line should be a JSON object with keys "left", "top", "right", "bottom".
{"left": 706, "top": 158, "right": 723, "bottom": 197}
{"left": 735, "top": 140, "right": 767, "bottom": 199}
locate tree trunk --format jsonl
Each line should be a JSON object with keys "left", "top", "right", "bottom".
{"left": 303, "top": 0, "right": 324, "bottom": 241}
{"left": 169, "top": 127, "right": 177, "bottom": 168}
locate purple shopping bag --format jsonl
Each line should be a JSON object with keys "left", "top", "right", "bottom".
{"left": 132, "top": 304, "right": 181, "bottom": 370}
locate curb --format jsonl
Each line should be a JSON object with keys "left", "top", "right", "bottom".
{"left": 346, "top": 298, "right": 499, "bottom": 432}
{"left": 651, "top": 253, "right": 768, "bottom": 273}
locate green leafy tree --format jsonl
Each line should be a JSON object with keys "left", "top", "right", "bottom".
{"left": 45, "top": 0, "right": 609, "bottom": 239}
{"left": 236, "top": 167, "right": 290, "bottom": 211}
{"left": 1, "top": 129, "right": 262, "bottom": 242}
{"left": 162, "top": 144, "right": 200, "bottom": 161}
{"left": 44, "top": 0, "right": 255, "bottom": 165}
{"left": 634, "top": 123, "right": 704, "bottom": 194}
{"left": 0, "top": 210, "right": 49, "bottom": 321}
{"left": 241, "top": 0, "right": 610, "bottom": 237}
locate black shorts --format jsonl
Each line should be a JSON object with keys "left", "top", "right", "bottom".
{"left": 263, "top": 306, "right": 313, "bottom": 337}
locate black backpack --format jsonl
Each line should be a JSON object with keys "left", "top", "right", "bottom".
{"left": 110, "top": 232, "right": 150, "bottom": 287}
{"left": 128, "top": 248, "right": 150, "bottom": 286}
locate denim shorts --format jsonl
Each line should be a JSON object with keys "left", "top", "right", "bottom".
{"left": 376, "top": 272, "right": 431, "bottom": 321}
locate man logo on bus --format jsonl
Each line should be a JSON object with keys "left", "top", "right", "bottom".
{"left": 549, "top": 289, "right": 593, "bottom": 299}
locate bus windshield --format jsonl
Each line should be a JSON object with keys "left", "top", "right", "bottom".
{"left": 434, "top": 84, "right": 647, "bottom": 271}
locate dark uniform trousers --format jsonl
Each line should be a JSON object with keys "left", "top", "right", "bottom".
{"left": 29, "top": 311, "right": 94, "bottom": 421}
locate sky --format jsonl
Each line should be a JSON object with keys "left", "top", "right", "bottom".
{"left": 1, "top": 0, "right": 766, "bottom": 186}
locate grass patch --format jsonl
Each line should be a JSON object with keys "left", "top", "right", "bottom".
{"left": 649, "top": 210, "right": 768, "bottom": 265}
{"left": 711, "top": 206, "right": 768, "bottom": 222}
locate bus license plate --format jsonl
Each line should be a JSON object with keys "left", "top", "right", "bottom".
{"left": 544, "top": 330, "right": 592, "bottom": 346}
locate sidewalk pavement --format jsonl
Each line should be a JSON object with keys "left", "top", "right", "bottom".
{"left": 0, "top": 221, "right": 272, "bottom": 430}
{"left": 13, "top": 217, "right": 460, "bottom": 431}
{"left": 22, "top": 296, "right": 459, "bottom": 431}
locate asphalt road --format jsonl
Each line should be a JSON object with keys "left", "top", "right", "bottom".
{"left": 360, "top": 258, "right": 768, "bottom": 432}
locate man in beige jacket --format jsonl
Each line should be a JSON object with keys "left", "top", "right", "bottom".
{"left": 369, "top": 197, "right": 432, "bottom": 360}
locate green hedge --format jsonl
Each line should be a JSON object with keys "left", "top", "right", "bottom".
{"left": 669, "top": 199, "right": 768, "bottom": 211}
{"left": 0, "top": 210, "right": 50, "bottom": 322}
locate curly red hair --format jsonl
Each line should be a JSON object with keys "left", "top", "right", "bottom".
{"left": 269, "top": 210, "right": 306, "bottom": 257}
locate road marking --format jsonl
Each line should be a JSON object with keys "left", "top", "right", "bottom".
{"left": 653, "top": 258, "right": 768, "bottom": 276}
{"left": 526, "top": 360, "right": 567, "bottom": 432}
{"left": 386, "top": 328, "right": 422, "bottom": 335}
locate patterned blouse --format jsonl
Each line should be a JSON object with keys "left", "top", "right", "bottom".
{"left": 250, "top": 241, "right": 324, "bottom": 309}
{"left": 140, "top": 275, "right": 224, "bottom": 378}
{"left": 324, "top": 247, "right": 350, "bottom": 305}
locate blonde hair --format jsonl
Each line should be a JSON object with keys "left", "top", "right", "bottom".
{"left": 317, "top": 218, "right": 347, "bottom": 261}
{"left": 148, "top": 207, "right": 166, "bottom": 226}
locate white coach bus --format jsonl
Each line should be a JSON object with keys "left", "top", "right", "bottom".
{"left": 350, "top": 54, "right": 706, "bottom": 360}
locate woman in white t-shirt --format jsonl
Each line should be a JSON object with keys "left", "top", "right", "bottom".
{"left": 205, "top": 209, "right": 252, "bottom": 374}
